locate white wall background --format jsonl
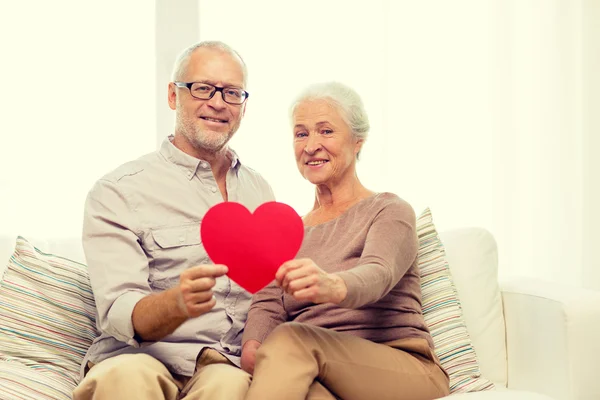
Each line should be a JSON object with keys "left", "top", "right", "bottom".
{"left": 582, "top": 0, "right": 600, "bottom": 292}
{"left": 195, "top": 0, "right": 599, "bottom": 288}
{"left": 0, "top": 1, "right": 597, "bottom": 289}
{"left": 0, "top": 0, "right": 156, "bottom": 238}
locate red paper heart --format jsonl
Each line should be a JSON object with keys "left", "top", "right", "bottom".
{"left": 200, "top": 201, "right": 304, "bottom": 293}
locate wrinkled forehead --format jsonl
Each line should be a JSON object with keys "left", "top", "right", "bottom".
{"left": 293, "top": 99, "right": 343, "bottom": 122}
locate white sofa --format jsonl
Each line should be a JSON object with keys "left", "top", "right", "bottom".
{"left": 1, "top": 228, "right": 599, "bottom": 400}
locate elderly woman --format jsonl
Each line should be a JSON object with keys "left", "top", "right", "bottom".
{"left": 240, "top": 82, "right": 449, "bottom": 400}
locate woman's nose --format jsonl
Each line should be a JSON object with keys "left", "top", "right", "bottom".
{"left": 304, "top": 135, "right": 322, "bottom": 154}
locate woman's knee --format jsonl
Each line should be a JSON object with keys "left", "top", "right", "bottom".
{"left": 257, "top": 322, "right": 324, "bottom": 362}
{"left": 263, "top": 322, "right": 315, "bottom": 346}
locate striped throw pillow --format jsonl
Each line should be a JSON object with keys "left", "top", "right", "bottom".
{"left": 0, "top": 237, "right": 97, "bottom": 394}
{"left": 417, "top": 208, "right": 494, "bottom": 393}
{"left": 0, "top": 360, "right": 74, "bottom": 400}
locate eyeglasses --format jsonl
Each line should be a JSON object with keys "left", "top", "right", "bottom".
{"left": 174, "top": 82, "right": 249, "bottom": 105}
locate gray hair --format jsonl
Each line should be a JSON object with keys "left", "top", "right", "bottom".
{"left": 171, "top": 41, "right": 248, "bottom": 84}
{"left": 289, "top": 81, "right": 370, "bottom": 144}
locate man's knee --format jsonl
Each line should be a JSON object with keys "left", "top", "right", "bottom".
{"left": 200, "top": 363, "right": 251, "bottom": 387}
{"left": 307, "top": 381, "right": 339, "bottom": 400}
{"left": 182, "top": 363, "right": 250, "bottom": 399}
{"left": 89, "top": 354, "right": 168, "bottom": 378}
{"left": 75, "top": 353, "right": 175, "bottom": 398}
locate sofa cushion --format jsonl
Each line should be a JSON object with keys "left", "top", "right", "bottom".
{"left": 442, "top": 390, "right": 555, "bottom": 399}
{"left": 0, "top": 236, "right": 97, "bottom": 388}
{"left": 417, "top": 208, "right": 494, "bottom": 393}
{"left": 0, "top": 360, "right": 74, "bottom": 400}
{"left": 440, "top": 227, "right": 508, "bottom": 387}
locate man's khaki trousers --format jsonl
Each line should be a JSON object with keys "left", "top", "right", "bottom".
{"left": 72, "top": 348, "right": 250, "bottom": 400}
{"left": 245, "top": 322, "right": 450, "bottom": 400}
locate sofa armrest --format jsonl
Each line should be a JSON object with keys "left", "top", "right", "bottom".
{"left": 501, "top": 279, "right": 600, "bottom": 400}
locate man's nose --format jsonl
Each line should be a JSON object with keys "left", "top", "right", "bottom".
{"left": 207, "top": 90, "right": 227, "bottom": 110}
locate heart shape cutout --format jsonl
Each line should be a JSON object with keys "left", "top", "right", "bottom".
{"left": 200, "top": 201, "right": 304, "bottom": 293}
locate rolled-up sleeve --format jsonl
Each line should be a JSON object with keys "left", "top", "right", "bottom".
{"left": 83, "top": 179, "right": 150, "bottom": 347}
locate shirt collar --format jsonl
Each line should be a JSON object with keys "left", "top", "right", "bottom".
{"left": 159, "top": 135, "right": 241, "bottom": 180}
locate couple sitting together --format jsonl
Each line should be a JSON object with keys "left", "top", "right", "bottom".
{"left": 72, "top": 41, "right": 450, "bottom": 400}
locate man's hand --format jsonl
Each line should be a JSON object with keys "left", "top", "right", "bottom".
{"left": 176, "top": 264, "right": 229, "bottom": 318}
{"left": 132, "top": 263, "right": 229, "bottom": 342}
{"left": 276, "top": 258, "right": 347, "bottom": 304}
{"left": 241, "top": 339, "right": 261, "bottom": 375}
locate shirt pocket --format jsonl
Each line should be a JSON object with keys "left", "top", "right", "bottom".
{"left": 151, "top": 223, "right": 201, "bottom": 249}
{"left": 147, "top": 222, "right": 206, "bottom": 290}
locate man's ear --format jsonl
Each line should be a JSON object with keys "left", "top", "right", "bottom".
{"left": 168, "top": 82, "right": 177, "bottom": 110}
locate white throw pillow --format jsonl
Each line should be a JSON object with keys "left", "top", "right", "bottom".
{"left": 439, "top": 227, "right": 507, "bottom": 387}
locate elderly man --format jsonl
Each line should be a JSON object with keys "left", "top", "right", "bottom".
{"left": 73, "top": 41, "right": 274, "bottom": 400}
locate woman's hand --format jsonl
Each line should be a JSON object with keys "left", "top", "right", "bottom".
{"left": 276, "top": 258, "right": 347, "bottom": 304}
{"left": 241, "top": 339, "right": 261, "bottom": 375}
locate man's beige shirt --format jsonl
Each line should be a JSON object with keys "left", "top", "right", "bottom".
{"left": 81, "top": 136, "right": 275, "bottom": 377}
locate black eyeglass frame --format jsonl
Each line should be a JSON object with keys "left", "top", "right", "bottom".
{"left": 173, "top": 81, "right": 249, "bottom": 105}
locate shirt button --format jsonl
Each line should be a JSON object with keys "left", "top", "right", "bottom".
{"left": 179, "top": 236, "right": 185, "bottom": 243}
{"left": 201, "top": 162, "right": 209, "bottom": 168}
{"left": 211, "top": 187, "right": 217, "bottom": 193}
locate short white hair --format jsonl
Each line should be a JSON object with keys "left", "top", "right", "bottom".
{"left": 289, "top": 81, "right": 370, "bottom": 143}
{"left": 171, "top": 41, "right": 248, "bottom": 84}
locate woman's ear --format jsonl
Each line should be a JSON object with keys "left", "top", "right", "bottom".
{"left": 354, "top": 139, "right": 365, "bottom": 157}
